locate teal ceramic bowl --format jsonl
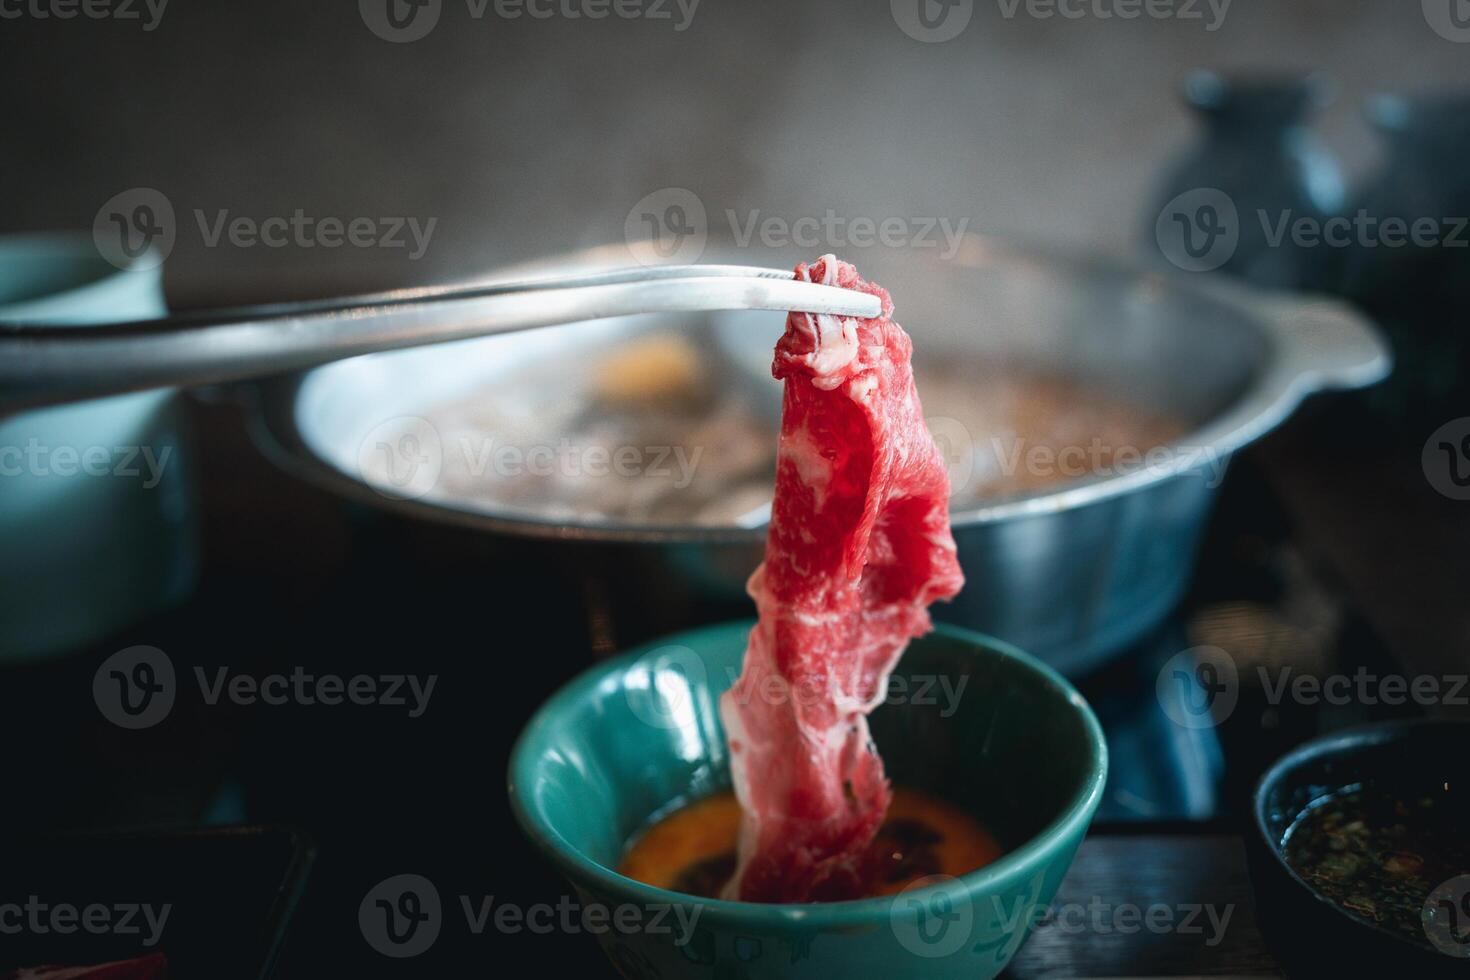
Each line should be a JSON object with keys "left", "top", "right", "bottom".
{"left": 509, "top": 621, "right": 1107, "bottom": 979}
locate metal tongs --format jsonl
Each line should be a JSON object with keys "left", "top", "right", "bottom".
{"left": 0, "top": 264, "right": 880, "bottom": 410}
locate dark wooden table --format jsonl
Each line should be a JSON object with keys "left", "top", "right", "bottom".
{"left": 1006, "top": 830, "right": 1282, "bottom": 978}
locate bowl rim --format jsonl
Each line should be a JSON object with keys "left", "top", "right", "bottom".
{"left": 1250, "top": 717, "right": 1470, "bottom": 955}
{"left": 507, "top": 620, "right": 1108, "bottom": 926}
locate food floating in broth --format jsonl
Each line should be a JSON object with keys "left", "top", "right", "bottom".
{"left": 380, "top": 329, "right": 1186, "bottom": 525}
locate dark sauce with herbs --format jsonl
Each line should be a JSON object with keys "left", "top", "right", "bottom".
{"left": 1283, "top": 784, "right": 1470, "bottom": 949}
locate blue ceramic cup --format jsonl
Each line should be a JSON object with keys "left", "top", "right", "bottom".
{"left": 0, "top": 234, "right": 198, "bottom": 661}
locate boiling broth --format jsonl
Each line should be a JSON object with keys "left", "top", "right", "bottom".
{"left": 381, "top": 334, "right": 1188, "bottom": 526}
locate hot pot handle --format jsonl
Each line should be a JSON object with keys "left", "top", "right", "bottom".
{"left": 1247, "top": 293, "right": 1393, "bottom": 395}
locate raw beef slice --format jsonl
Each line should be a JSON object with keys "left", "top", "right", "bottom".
{"left": 719, "top": 255, "right": 964, "bottom": 903}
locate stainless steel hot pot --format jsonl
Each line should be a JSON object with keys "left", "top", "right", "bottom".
{"left": 250, "top": 239, "right": 1388, "bottom": 675}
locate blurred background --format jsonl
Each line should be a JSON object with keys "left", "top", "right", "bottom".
{"left": 3, "top": 0, "right": 1467, "bottom": 301}
{"left": 2, "top": 0, "right": 1468, "bottom": 976}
